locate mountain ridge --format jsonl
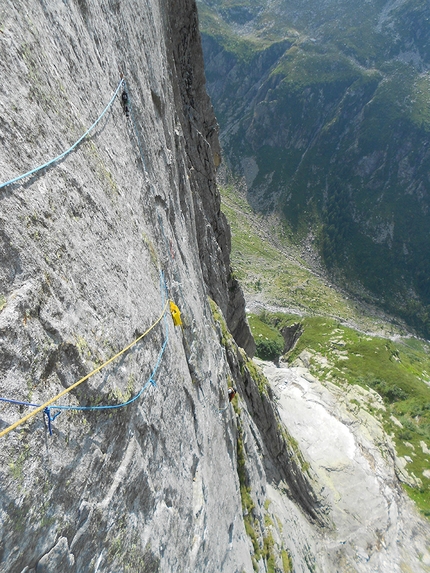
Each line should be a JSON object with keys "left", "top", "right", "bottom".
{"left": 198, "top": 0, "right": 430, "bottom": 338}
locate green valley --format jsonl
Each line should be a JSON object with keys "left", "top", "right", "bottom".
{"left": 220, "top": 183, "right": 430, "bottom": 517}
{"left": 198, "top": 0, "right": 430, "bottom": 338}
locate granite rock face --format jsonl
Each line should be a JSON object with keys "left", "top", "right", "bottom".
{"left": 260, "top": 360, "right": 430, "bottom": 573}
{"left": 0, "top": 1, "right": 260, "bottom": 571}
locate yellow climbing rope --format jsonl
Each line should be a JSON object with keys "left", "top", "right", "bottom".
{"left": 0, "top": 299, "right": 170, "bottom": 439}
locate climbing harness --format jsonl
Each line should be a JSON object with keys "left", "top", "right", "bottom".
{"left": 0, "top": 274, "right": 173, "bottom": 438}
{"left": 0, "top": 79, "right": 124, "bottom": 190}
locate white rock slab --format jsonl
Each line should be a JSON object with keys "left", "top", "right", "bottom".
{"left": 258, "top": 360, "right": 430, "bottom": 572}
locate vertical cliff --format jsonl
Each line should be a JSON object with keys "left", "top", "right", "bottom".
{"left": 0, "top": 1, "right": 319, "bottom": 572}
{"left": 0, "top": 0, "right": 249, "bottom": 570}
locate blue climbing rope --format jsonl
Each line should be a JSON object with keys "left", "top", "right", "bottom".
{"left": 157, "top": 213, "right": 173, "bottom": 260}
{"left": 44, "top": 407, "right": 62, "bottom": 436}
{"left": 0, "top": 397, "right": 40, "bottom": 407}
{"left": 0, "top": 398, "right": 62, "bottom": 436}
{"left": 124, "top": 80, "right": 147, "bottom": 173}
{"left": 49, "top": 327, "right": 168, "bottom": 413}
{"left": 0, "top": 79, "right": 124, "bottom": 190}
{"left": 0, "top": 271, "right": 169, "bottom": 435}
{"left": 47, "top": 277, "right": 169, "bottom": 422}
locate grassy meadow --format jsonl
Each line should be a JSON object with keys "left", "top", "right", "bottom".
{"left": 220, "top": 184, "right": 430, "bottom": 517}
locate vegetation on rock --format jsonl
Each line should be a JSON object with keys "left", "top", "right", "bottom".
{"left": 221, "top": 179, "right": 430, "bottom": 516}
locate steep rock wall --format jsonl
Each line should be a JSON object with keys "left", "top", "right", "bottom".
{"left": 0, "top": 1, "right": 261, "bottom": 571}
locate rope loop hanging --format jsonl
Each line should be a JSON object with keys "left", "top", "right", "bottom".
{"left": 0, "top": 79, "right": 124, "bottom": 190}
{"left": 0, "top": 274, "right": 170, "bottom": 439}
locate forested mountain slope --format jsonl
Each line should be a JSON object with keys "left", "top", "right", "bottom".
{"left": 197, "top": 0, "right": 430, "bottom": 337}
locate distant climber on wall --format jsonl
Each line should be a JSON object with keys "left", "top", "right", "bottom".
{"left": 228, "top": 387, "right": 237, "bottom": 402}
{"left": 121, "top": 89, "right": 130, "bottom": 118}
